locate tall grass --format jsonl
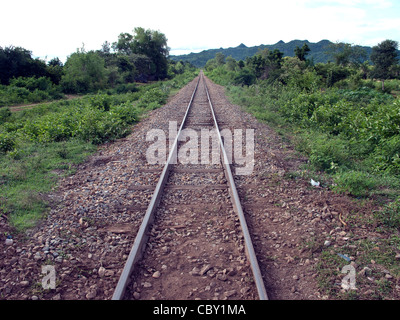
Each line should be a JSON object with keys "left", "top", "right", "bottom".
{"left": 207, "top": 68, "right": 400, "bottom": 202}
{"left": 0, "top": 70, "right": 197, "bottom": 231}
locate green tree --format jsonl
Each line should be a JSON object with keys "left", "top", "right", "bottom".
{"left": 370, "top": 39, "right": 399, "bottom": 91}
{"left": 215, "top": 52, "right": 225, "bottom": 66}
{"left": 225, "top": 56, "right": 238, "bottom": 71}
{"left": 113, "top": 28, "right": 169, "bottom": 80}
{"left": 0, "top": 46, "right": 48, "bottom": 85}
{"left": 60, "top": 47, "right": 107, "bottom": 94}
{"left": 326, "top": 42, "right": 367, "bottom": 67}
{"left": 294, "top": 43, "right": 311, "bottom": 61}
{"left": 47, "top": 57, "right": 64, "bottom": 85}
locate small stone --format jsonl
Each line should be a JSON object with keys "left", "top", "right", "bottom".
{"left": 52, "top": 293, "right": 61, "bottom": 300}
{"left": 227, "top": 269, "right": 237, "bottom": 277}
{"left": 216, "top": 274, "right": 227, "bottom": 281}
{"left": 190, "top": 267, "right": 201, "bottom": 276}
{"left": 20, "top": 281, "right": 29, "bottom": 287}
{"left": 240, "top": 287, "right": 250, "bottom": 294}
{"left": 395, "top": 253, "right": 400, "bottom": 260}
{"left": 31, "top": 296, "right": 39, "bottom": 301}
{"left": 200, "top": 264, "right": 212, "bottom": 276}
{"left": 98, "top": 267, "right": 106, "bottom": 277}
{"left": 224, "top": 290, "right": 236, "bottom": 297}
{"left": 293, "top": 275, "right": 299, "bottom": 280}
{"left": 133, "top": 292, "right": 141, "bottom": 299}
{"left": 86, "top": 289, "right": 97, "bottom": 299}
{"left": 152, "top": 271, "right": 161, "bottom": 278}
{"left": 142, "top": 282, "right": 152, "bottom": 288}
{"left": 358, "top": 267, "right": 372, "bottom": 277}
{"left": 161, "top": 246, "right": 170, "bottom": 254}
{"left": 324, "top": 240, "right": 331, "bottom": 247}
{"left": 105, "top": 270, "right": 115, "bottom": 277}
{"left": 5, "top": 238, "right": 13, "bottom": 246}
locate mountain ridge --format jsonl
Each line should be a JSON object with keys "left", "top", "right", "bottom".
{"left": 170, "top": 39, "right": 373, "bottom": 67}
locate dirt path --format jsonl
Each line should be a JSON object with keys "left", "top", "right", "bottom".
{"left": 8, "top": 94, "right": 81, "bottom": 112}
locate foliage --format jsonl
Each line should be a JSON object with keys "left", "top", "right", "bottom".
{"left": 60, "top": 48, "right": 107, "bottom": 94}
{"left": 294, "top": 43, "right": 311, "bottom": 61}
{"left": 0, "top": 70, "right": 197, "bottom": 231}
{"left": 325, "top": 42, "right": 368, "bottom": 66}
{"left": 0, "top": 46, "right": 48, "bottom": 85}
{"left": 112, "top": 27, "right": 169, "bottom": 80}
{"left": 171, "top": 39, "right": 372, "bottom": 68}
{"left": 0, "top": 76, "right": 64, "bottom": 107}
{"left": 205, "top": 39, "right": 400, "bottom": 199}
{"left": 371, "top": 40, "right": 399, "bottom": 90}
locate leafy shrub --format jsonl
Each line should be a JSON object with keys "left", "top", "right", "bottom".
{"left": 308, "top": 134, "right": 352, "bottom": 172}
{"left": 0, "top": 107, "right": 12, "bottom": 125}
{"left": 233, "top": 68, "right": 256, "bottom": 86}
{"left": 374, "top": 198, "right": 400, "bottom": 229}
{"left": 88, "top": 94, "right": 112, "bottom": 111}
{"left": 0, "top": 76, "right": 63, "bottom": 106}
{"left": 332, "top": 170, "right": 378, "bottom": 197}
{"left": 369, "top": 135, "right": 400, "bottom": 174}
{"left": 136, "top": 87, "right": 168, "bottom": 109}
{"left": 0, "top": 131, "right": 17, "bottom": 153}
{"left": 114, "top": 82, "right": 137, "bottom": 94}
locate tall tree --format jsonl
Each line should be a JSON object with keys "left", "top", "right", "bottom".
{"left": 60, "top": 47, "right": 107, "bottom": 93}
{"left": 370, "top": 39, "right": 399, "bottom": 91}
{"left": 0, "top": 46, "right": 48, "bottom": 85}
{"left": 294, "top": 43, "right": 311, "bottom": 61}
{"left": 326, "top": 42, "right": 367, "bottom": 67}
{"left": 113, "top": 28, "right": 169, "bottom": 80}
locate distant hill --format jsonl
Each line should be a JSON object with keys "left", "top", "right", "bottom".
{"left": 170, "top": 40, "right": 373, "bottom": 67}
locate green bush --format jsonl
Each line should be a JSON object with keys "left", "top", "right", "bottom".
{"left": 0, "top": 76, "right": 63, "bottom": 106}
{"left": 0, "top": 131, "right": 17, "bottom": 153}
{"left": 0, "top": 107, "right": 12, "bottom": 124}
{"left": 374, "top": 198, "right": 400, "bottom": 229}
{"left": 308, "top": 134, "right": 352, "bottom": 172}
{"left": 88, "top": 94, "right": 112, "bottom": 111}
{"left": 332, "top": 170, "right": 378, "bottom": 197}
{"left": 369, "top": 135, "right": 400, "bottom": 174}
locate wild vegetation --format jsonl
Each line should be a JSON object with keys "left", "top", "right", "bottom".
{"left": 170, "top": 39, "right": 377, "bottom": 68}
{"left": 205, "top": 39, "right": 400, "bottom": 299}
{"left": 0, "top": 28, "right": 197, "bottom": 231}
{"left": 205, "top": 39, "right": 400, "bottom": 198}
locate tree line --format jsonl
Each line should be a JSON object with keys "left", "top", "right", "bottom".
{"left": 205, "top": 39, "right": 399, "bottom": 91}
{"left": 0, "top": 27, "right": 194, "bottom": 100}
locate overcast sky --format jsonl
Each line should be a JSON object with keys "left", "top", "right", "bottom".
{"left": 1, "top": 0, "right": 400, "bottom": 63}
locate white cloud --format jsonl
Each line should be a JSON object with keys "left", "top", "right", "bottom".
{"left": 1, "top": 0, "right": 399, "bottom": 61}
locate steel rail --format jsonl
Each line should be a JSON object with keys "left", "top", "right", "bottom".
{"left": 203, "top": 76, "right": 269, "bottom": 300}
{"left": 112, "top": 75, "right": 201, "bottom": 300}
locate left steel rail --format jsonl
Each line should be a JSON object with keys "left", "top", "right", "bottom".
{"left": 112, "top": 75, "right": 201, "bottom": 300}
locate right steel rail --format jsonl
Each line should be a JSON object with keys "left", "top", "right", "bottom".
{"left": 203, "top": 76, "right": 269, "bottom": 300}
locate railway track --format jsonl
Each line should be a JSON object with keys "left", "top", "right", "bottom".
{"left": 112, "top": 72, "right": 268, "bottom": 300}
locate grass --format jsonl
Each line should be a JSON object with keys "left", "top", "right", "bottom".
{"left": 0, "top": 139, "right": 97, "bottom": 230}
{"left": 207, "top": 71, "right": 400, "bottom": 300}
{"left": 0, "top": 71, "right": 198, "bottom": 232}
